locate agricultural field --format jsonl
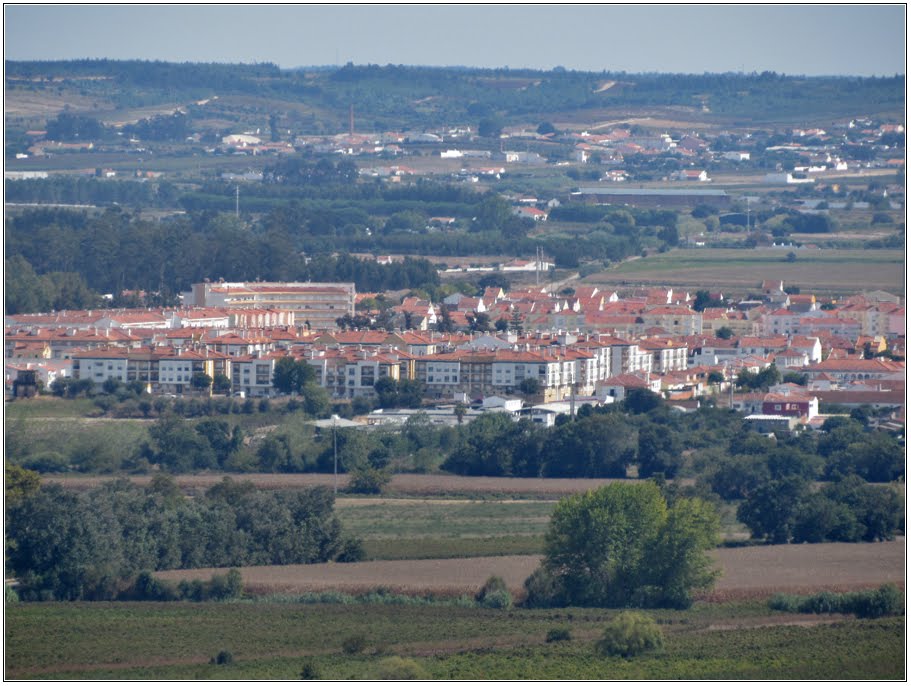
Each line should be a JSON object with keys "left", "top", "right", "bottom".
{"left": 44, "top": 472, "right": 646, "bottom": 496}
{"left": 153, "top": 539, "right": 905, "bottom": 599}
{"left": 584, "top": 247, "right": 905, "bottom": 295}
{"left": 5, "top": 600, "right": 903, "bottom": 680}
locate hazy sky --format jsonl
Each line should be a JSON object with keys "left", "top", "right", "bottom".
{"left": 4, "top": 4, "right": 906, "bottom": 77}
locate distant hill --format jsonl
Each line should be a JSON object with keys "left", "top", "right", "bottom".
{"left": 5, "top": 60, "right": 905, "bottom": 134}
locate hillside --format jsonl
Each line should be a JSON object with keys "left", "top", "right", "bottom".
{"left": 5, "top": 61, "right": 905, "bottom": 137}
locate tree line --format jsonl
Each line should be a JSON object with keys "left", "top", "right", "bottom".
{"left": 4, "top": 207, "right": 443, "bottom": 312}
{"left": 5, "top": 470, "right": 362, "bottom": 601}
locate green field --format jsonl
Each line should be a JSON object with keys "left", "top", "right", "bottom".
{"left": 336, "top": 497, "right": 746, "bottom": 560}
{"left": 586, "top": 248, "right": 905, "bottom": 295}
{"left": 5, "top": 601, "right": 903, "bottom": 680}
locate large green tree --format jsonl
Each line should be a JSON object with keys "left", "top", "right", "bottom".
{"left": 525, "top": 481, "right": 720, "bottom": 609}
{"left": 272, "top": 357, "right": 316, "bottom": 395}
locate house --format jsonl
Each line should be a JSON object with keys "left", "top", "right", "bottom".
{"left": 513, "top": 206, "right": 548, "bottom": 222}
{"left": 673, "top": 169, "right": 711, "bottom": 182}
{"left": 762, "top": 390, "right": 819, "bottom": 420}
{"left": 597, "top": 372, "right": 661, "bottom": 401}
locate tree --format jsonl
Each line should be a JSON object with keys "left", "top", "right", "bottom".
{"left": 737, "top": 475, "right": 810, "bottom": 543}
{"left": 212, "top": 373, "right": 232, "bottom": 394}
{"left": 536, "top": 121, "right": 556, "bottom": 136}
{"left": 191, "top": 371, "right": 212, "bottom": 391}
{"left": 707, "top": 371, "right": 725, "bottom": 385}
{"left": 467, "top": 311, "right": 492, "bottom": 332}
{"left": 5, "top": 463, "right": 40, "bottom": 504}
{"left": 525, "top": 482, "right": 719, "bottom": 608}
{"left": 623, "top": 388, "right": 664, "bottom": 414}
{"left": 518, "top": 377, "right": 541, "bottom": 396}
{"left": 541, "top": 413, "right": 637, "bottom": 478}
{"left": 272, "top": 357, "right": 316, "bottom": 395}
{"left": 637, "top": 423, "right": 683, "bottom": 478}
{"left": 435, "top": 305, "right": 455, "bottom": 333}
{"left": 478, "top": 116, "right": 504, "bottom": 138}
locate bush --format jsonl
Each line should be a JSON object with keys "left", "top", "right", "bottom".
{"left": 335, "top": 537, "right": 365, "bottom": 563}
{"left": 131, "top": 571, "right": 180, "bottom": 601}
{"left": 342, "top": 633, "right": 368, "bottom": 654}
{"left": 596, "top": 612, "right": 664, "bottom": 658}
{"left": 475, "top": 575, "right": 513, "bottom": 609}
{"left": 546, "top": 627, "right": 572, "bottom": 642}
{"left": 768, "top": 585, "right": 904, "bottom": 619}
{"left": 211, "top": 650, "right": 233, "bottom": 665}
{"left": 480, "top": 589, "right": 513, "bottom": 610}
{"left": 768, "top": 593, "right": 800, "bottom": 613}
{"left": 374, "top": 656, "right": 429, "bottom": 680}
{"left": 208, "top": 569, "right": 243, "bottom": 600}
{"left": 347, "top": 465, "right": 391, "bottom": 494}
{"left": 299, "top": 660, "right": 321, "bottom": 680}
{"left": 522, "top": 567, "right": 564, "bottom": 609}
{"left": 847, "top": 584, "right": 904, "bottom": 619}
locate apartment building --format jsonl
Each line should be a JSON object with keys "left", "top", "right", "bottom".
{"left": 185, "top": 281, "right": 356, "bottom": 330}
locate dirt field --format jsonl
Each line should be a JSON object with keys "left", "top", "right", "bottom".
{"left": 46, "top": 472, "right": 650, "bottom": 496}
{"left": 156, "top": 539, "right": 904, "bottom": 598}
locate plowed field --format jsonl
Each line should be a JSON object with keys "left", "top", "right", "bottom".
{"left": 47, "top": 473, "right": 652, "bottom": 496}
{"left": 156, "top": 538, "right": 904, "bottom": 598}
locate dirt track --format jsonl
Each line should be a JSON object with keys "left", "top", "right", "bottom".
{"left": 156, "top": 539, "right": 905, "bottom": 598}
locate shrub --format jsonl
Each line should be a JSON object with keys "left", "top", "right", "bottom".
{"left": 335, "top": 537, "right": 366, "bottom": 563}
{"left": 596, "top": 612, "right": 664, "bottom": 658}
{"left": 373, "top": 656, "right": 429, "bottom": 680}
{"left": 347, "top": 465, "right": 391, "bottom": 494}
{"left": 131, "top": 571, "right": 180, "bottom": 601}
{"left": 768, "top": 585, "right": 904, "bottom": 619}
{"left": 768, "top": 593, "right": 800, "bottom": 613}
{"left": 342, "top": 633, "right": 368, "bottom": 654}
{"left": 208, "top": 568, "right": 243, "bottom": 600}
{"left": 546, "top": 627, "right": 572, "bottom": 642}
{"left": 522, "top": 567, "right": 564, "bottom": 609}
{"left": 211, "top": 650, "right": 233, "bottom": 665}
{"left": 847, "top": 584, "right": 904, "bottom": 619}
{"left": 480, "top": 590, "right": 513, "bottom": 610}
{"left": 299, "top": 660, "right": 321, "bottom": 680}
{"left": 475, "top": 575, "right": 513, "bottom": 609}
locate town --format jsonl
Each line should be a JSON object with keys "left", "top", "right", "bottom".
{"left": 6, "top": 278, "right": 905, "bottom": 435}
{"left": 3, "top": 8, "right": 906, "bottom": 680}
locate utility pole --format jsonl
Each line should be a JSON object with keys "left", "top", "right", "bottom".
{"left": 235, "top": 185, "right": 240, "bottom": 219}
{"left": 333, "top": 414, "right": 338, "bottom": 494}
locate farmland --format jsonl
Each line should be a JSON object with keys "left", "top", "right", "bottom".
{"left": 584, "top": 248, "right": 905, "bottom": 295}
{"left": 153, "top": 539, "right": 905, "bottom": 598}
{"left": 5, "top": 601, "right": 903, "bottom": 680}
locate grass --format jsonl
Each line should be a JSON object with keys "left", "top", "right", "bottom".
{"left": 5, "top": 601, "right": 903, "bottom": 680}
{"left": 337, "top": 498, "right": 555, "bottom": 539}
{"left": 360, "top": 535, "right": 546, "bottom": 560}
{"left": 586, "top": 247, "right": 905, "bottom": 295}
{"left": 338, "top": 497, "right": 747, "bottom": 560}
{"left": 5, "top": 397, "right": 99, "bottom": 419}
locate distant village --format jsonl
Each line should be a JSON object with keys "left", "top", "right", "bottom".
{"left": 6, "top": 278, "right": 905, "bottom": 434}
{"left": 7, "top": 114, "right": 905, "bottom": 204}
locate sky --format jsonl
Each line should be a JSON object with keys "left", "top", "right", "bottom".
{"left": 3, "top": 4, "right": 907, "bottom": 77}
